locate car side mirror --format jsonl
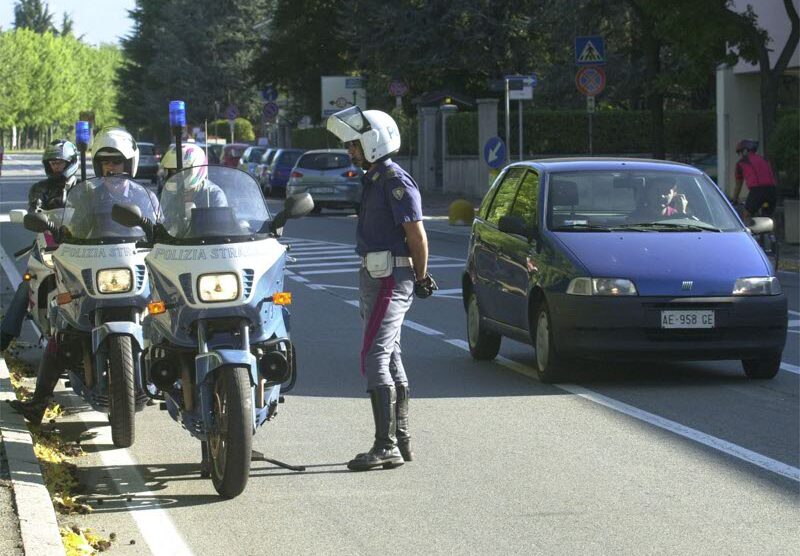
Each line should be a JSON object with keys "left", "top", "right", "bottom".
{"left": 498, "top": 215, "right": 530, "bottom": 238}
{"left": 747, "top": 216, "right": 773, "bottom": 235}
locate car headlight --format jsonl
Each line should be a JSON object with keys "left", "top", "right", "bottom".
{"left": 97, "top": 268, "right": 133, "bottom": 294}
{"left": 197, "top": 273, "right": 239, "bottom": 302}
{"left": 40, "top": 250, "right": 55, "bottom": 269}
{"left": 733, "top": 277, "right": 781, "bottom": 296}
{"left": 567, "top": 277, "right": 638, "bottom": 296}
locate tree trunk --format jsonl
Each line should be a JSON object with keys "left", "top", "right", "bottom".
{"left": 643, "top": 27, "right": 665, "bottom": 159}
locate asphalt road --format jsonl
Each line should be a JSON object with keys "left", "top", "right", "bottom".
{"left": 1, "top": 154, "right": 798, "bottom": 554}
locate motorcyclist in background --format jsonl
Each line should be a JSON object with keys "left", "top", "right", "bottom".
{"left": 8, "top": 128, "right": 157, "bottom": 424}
{"left": 0, "top": 140, "right": 79, "bottom": 352}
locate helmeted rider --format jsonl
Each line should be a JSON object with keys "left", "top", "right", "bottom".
{"left": 158, "top": 143, "right": 227, "bottom": 234}
{"left": 731, "top": 139, "right": 777, "bottom": 219}
{"left": 327, "top": 106, "right": 437, "bottom": 471}
{"left": 8, "top": 128, "right": 158, "bottom": 424}
{"left": 0, "top": 140, "right": 79, "bottom": 352}
{"left": 68, "top": 127, "right": 160, "bottom": 238}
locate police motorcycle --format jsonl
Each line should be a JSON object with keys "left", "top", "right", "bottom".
{"left": 23, "top": 131, "right": 158, "bottom": 448}
{"left": 9, "top": 204, "right": 64, "bottom": 338}
{"left": 112, "top": 161, "right": 313, "bottom": 498}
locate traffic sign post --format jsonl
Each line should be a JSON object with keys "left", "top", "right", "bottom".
{"left": 575, "top": 66, "right": 606, "bottom": 96}
{"left": 504, "top": 74, "right": 537, "bottom": 162}
{"left": 263, "top": 101, "right": 279, "bottom": 123}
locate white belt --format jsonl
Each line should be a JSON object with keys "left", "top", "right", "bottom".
{"left": 362, "top": 256, "right": 412, "bottom": 267}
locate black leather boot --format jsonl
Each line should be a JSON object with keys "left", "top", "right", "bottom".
{"left": 395, "top": 383, "right": 413, "bottom": 461}
{"left": 8, "top": 345, "right": 63, "bottom": 425}
{"left": 347, "top": 385, "right": 404, "bottom": 471}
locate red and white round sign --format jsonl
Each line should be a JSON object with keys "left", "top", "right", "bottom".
{"left": 575, "top": 67, "right": 606, "bottom": 96}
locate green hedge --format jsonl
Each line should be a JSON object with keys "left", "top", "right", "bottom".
{"left": 294, "top": 110, "right": 715, "bottom": 157}
{"left": 209, "top": 118, "right": 255, "bottom": 143}
{"left": 769, "top": 111, "right": 799, "bottom": 198}
{"left": 293, "top": 115, "right": 418, "bottom": 155}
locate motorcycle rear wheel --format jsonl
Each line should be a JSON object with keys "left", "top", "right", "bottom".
{"left": 209, "top": 367, "right": 252, "bottom": 499}
{"left": 108, "top": 336, "right": 135, "bottom": 448}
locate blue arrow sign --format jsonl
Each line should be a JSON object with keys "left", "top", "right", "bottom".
{"left": 484, "top": 137, "right": 506, "bottom": 169}
{"left": 261, "top": 86, "right": 277, "bottom": 102}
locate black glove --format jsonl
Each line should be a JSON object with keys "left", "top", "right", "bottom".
{"left": 414, "top": 273, "right": 438, "bottom": 299}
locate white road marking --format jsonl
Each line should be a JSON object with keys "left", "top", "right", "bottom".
{"left": 780, "top": 362, "right": 800, "bottom": 375}
{"left": 291, "top": 254, "right": 361, "bottom": 261}
{"left": 72, "top": 402, "right": 194, "bottom": 555}
{"left": 403, "top": 320, "right": 443, "bottom": 336}
{"left": 434, "top": 288, "right": 462, "bottom": 296}
{"left": 789, "top": 309, "right": 800, "bottom": 317}
{"left": 444, "top": 339, "right": 800, "bottom": 483}
{"left": 788, "top": 319, "right": 800, "bottom": 327}
{"left": 0, "top": 214, "right": 9, "bottom": 222}
{"left": 289, "top": 260, "right": 361, "bottom": 269}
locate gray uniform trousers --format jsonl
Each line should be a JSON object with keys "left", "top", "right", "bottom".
{"left": 359, "top": 266, "right": 415, "bottom": 390}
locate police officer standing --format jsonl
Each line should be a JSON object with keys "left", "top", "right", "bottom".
{"left": 327, "top": 107, "right": 437, "bottom": 471}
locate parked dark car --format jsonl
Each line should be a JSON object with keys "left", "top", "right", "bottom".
{"left": 200, "top": 142, "right": 224, "bottom": 165}
{"left": 286, "top": 149, "right": 362, "bottom": 213}
{"left": 221, "top": 143, "right": 250, "bottom": 168}
{"left": 256, "top": 148, "right": 277, "bottom": 192}
{"left": 463, "top": 158, "right": 786, "bottom": 382}
{"left": 136, "top": 141, "right": 161, "bottom": 183}
{"left": 238, "top": 146, "right": 267, "bottom": 177}
{"left": 265, "top": 148, "right": 305, "bottom": 197}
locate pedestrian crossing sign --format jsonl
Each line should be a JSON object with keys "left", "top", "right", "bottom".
{"left": 575, "top": 36, "right": 605, "bottom": 65}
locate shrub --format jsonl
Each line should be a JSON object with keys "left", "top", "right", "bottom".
{"left": 769, "top": 111, "right": 799, "bottom": 199}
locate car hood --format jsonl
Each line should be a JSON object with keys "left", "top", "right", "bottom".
{"left": 553, "top": 231, "right": 770, "bottom": 296}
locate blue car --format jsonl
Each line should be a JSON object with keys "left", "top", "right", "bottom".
{"left": 463, "top": 158, "right": 787, "bottom": 382}
{"left": 266, "top": 148, "right": 305, "bottom": 198}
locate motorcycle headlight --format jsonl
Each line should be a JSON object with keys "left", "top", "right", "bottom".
{"left": 733, "top": 277, "right": 781, "bottom": 296}
{"left": 197, "top": 273, "right": 239, "bottom": 302}
{"left": 97, "top": 268, "right": 133, "bottom": 294}
{"left": 40, "top": 250, "right": 55, "bottom": 269}
{"left": 567, "top": 277, "right": 638, "bottom": 296}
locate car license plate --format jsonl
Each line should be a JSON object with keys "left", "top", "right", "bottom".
{"left": 311, "top": 187, "right": 334, "bottom": 194}
{"left": 660, "top": 310, "right": 715, "bottom": 329}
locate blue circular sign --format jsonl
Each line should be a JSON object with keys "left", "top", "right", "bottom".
{"left": 261, "top": 86, "right": 277, "bottom": 102}
{"left": 225, "top": 104, "right": 239, "bottom": 121}
{"left": 483, "top": 137, "right": 506, "bottom": 169}
{"left": 263, "top": 101, "right": 279, "bottom": 121}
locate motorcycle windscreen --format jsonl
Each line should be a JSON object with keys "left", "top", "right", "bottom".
{"left": 61, "top": 176, "right": 159, "bottom": 243}
{"left": 159, "top": 165, "right": 271, "bottom": 241}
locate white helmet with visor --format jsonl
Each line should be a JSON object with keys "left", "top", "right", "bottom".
{"left": 92, "top": 127, "right": 139, "bottom": 177}
{"left": 326, "top": 107, "right": 401, "bottom": 163}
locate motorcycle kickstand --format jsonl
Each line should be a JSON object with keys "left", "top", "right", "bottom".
{"left": 200, "top": 441, "right": 211, "bottom": 478}
{"left": 251, "top": 449, "right": 306, "bottom": 472}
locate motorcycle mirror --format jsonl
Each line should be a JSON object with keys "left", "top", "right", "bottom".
{"left": 23, "top": 212, "right": 53, "bottom": 233}
{"left": 284, "top": 193, "right": 314, "bottom": 219}
{"left": 112, "top": 203, "right": 144, "bottom": 228}
{"left": 9, "top": 209, "right": 26, "bottom": 224}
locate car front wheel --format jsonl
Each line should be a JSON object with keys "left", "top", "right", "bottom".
{"left": 741, "top": 354, "right": 781, "bottom": 379}
{"left": 467, "top": 292, "right": 500, "bottom": 360}
{"left": 533, "top": 301, "right": 564, "bottom": 383}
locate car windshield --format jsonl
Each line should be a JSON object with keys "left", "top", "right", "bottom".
{"left": 276, "top": 151, "right": 302, "bottom": 167}
{"left": 298, "top": 152, "right": 351, "bottom": 170}
{"left": 159, "top": 165, "right": 270, "bottom": 243}
{"left": 139, "top": 144, "right": 155, "bottom": 156}
{"left": 61, "top": 176, "right": 159, "bottom": 244}
{"left": 546, "top": 170, "right": 742, "bottom": 232}
{"left": 248, "top": 148, "right": 266, "bottom": 161}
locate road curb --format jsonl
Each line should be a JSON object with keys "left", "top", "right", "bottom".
{"left": 0, "top": 358, "right": 65, "bottom": 556}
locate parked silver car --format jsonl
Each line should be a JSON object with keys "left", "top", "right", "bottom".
{"left": 286, "top": 149, "right": 363, "bottom": 213}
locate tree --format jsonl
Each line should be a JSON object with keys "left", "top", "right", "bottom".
{"left": 57, "top": 12, "right": 74, "bottom": 37}
{"left": 724, "top": 0, "right": 799, "bottom": 153}
{"left": 13, "top": 0, "right": 55, "bottom": 33}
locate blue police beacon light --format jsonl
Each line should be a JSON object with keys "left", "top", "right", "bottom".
{"left": 75, "top": 121, "right": 90, "bottom": 146}
{"left": 169, "top": 100, "right": 186, "bottom": 128}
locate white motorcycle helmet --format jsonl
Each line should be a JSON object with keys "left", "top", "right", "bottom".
{"left": 326, "top": 107, "right": 401, "bottom": 163}
{"left": 160, "top": 143, "right": 208, "bottom": 191}
{"left": 92, "top": 127, "right": 139, "bottom": 177}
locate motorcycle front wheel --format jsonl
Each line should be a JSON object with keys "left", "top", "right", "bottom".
{"left": 108, "top": 336, "right": 135, "bottom": 448}
{"left": 209, "top": 367, "right": 252, "bottom": 499}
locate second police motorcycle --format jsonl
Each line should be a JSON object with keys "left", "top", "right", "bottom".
{"left": 24, "top": 127, "right": 158, "bottom": 447}
{"left": 113, "top": 103, "right": 313, "bottom": 498}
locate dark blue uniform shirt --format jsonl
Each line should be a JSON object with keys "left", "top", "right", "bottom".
{"left": 356, "top": 159, "right": 423, "bottom": 257}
